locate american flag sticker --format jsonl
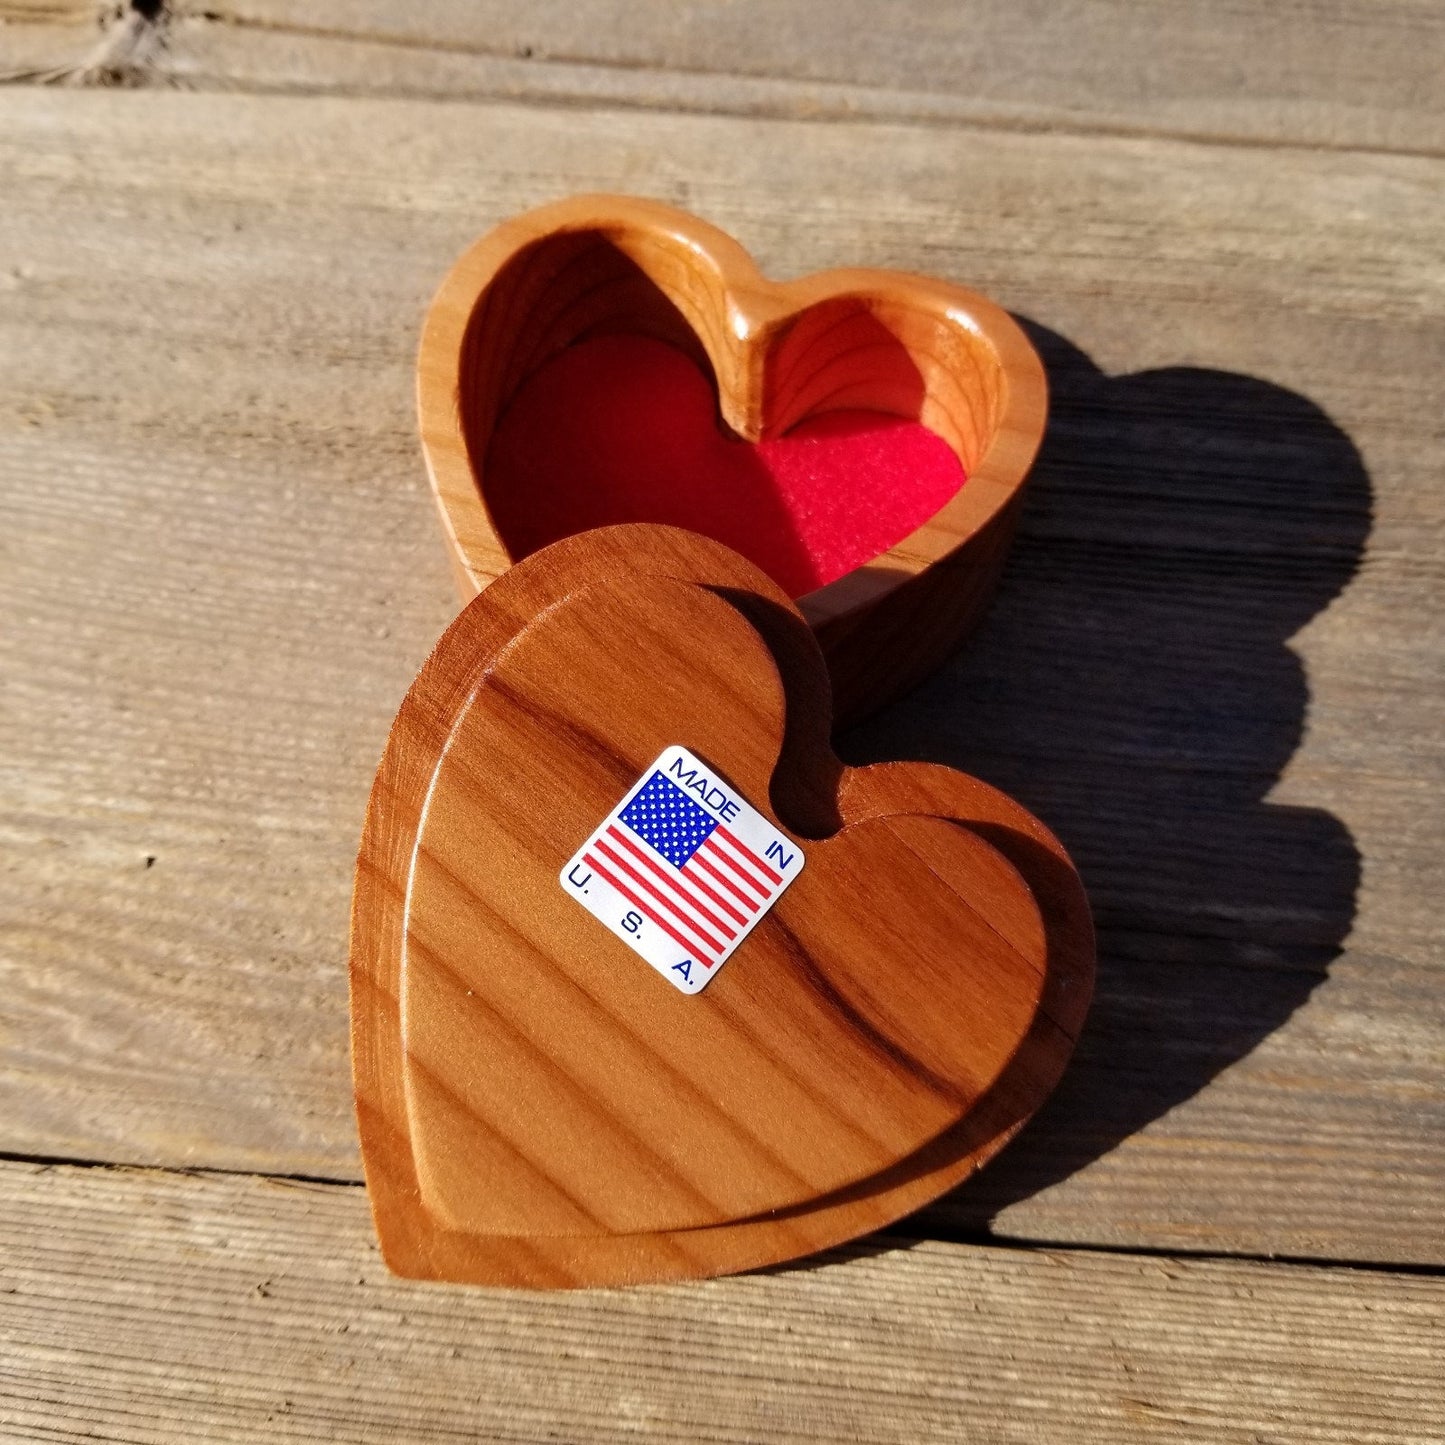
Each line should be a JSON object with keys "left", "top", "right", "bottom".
{"left": 559, "top": 745, "right": 805, "bottom": 994}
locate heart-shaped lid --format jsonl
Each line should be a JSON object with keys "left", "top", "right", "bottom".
{"left": 351, "top": 524, "right": 1094, "bottom": 1287}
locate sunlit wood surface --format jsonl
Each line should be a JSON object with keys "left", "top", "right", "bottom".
{"left": 0, "top": 2, "right": 1441, "bottom": 1438}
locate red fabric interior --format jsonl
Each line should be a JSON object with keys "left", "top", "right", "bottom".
{"left": 485, "top": 335, "right": 966, "bottom": 599}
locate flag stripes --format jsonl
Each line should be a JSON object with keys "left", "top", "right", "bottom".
{"left": 582, "top": 848, "right": 714, "bottom": 961}
{"left": 581, "top": 814, "right": 789, "bottom": 967}
{"left": 560, "top": 747, "right": 806, "bottom": 995}
{"left": 603, "top": 828, "right": 737, "bottom": 940}
{"left": 716, "top": 825, "right": 784, "bottom": 884}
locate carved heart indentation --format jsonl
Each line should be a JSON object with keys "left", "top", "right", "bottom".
{"left": 352, "top": 523, "right": 1095, "bottom": 1287}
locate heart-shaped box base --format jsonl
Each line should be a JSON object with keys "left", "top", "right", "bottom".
{"left": 351, "top": 525, "right": 1093, "bottom": 1288}
{"left": 418, "top": 196, "right": 1047, "bottom": 724}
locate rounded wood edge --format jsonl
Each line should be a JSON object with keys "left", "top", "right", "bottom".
{"left": 371, "top": 766, "right": 1092, "bottom": 1289}
{"left": 416, "top": 195, "right": 768, "bottom": 599}
{"left": 788, "top": 270, "right": 1047, "bottom": 626}
{"left": 349, "top": 526, "right": 818, "bottom": 1270}
{"left": 350, "top": 526, "right": 1093, "bottom": 1289}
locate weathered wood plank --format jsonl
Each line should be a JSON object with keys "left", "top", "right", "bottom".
{"left": 3, "top": 0, "right": 1443, "bottom": 153}
{"left": 0, "top": 89, "right": 1442, "bottom": 1263}
{"left": 0, "top": 1159, "right": 1440, "bottom": 1444}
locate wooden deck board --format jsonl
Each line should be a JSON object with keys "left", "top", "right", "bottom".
{"left": 0, "top": 88, "right": 1442, "bottom": 1266}
{"left": 1, "top": 3, "right": 1443, "bottom": 1430}
{"left": 0, "top": 1159, "right": 1440, "bottom": 1444}
{"left": 4, "top": 0, "right": 1443, "bottom": 153}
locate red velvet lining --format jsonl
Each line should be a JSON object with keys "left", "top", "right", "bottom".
{"left": 485, "top": 334, "right": 966, "bottom": 599}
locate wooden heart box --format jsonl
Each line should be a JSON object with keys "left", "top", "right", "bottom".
{"left": 417, "top": 195, "right": 1047, "bottom": 723}
{"left": 351, "top": 524, "right": 1094, "bottom": 1289}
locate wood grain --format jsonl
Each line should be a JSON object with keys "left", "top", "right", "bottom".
{"left": 5, "top": 0, "right": 1443, "bottom": 153}
{"left": 352, "top": 525, "right": 1089, "bottom": 1284}
{"left": 417, "top": 193, "right": 1046, "bottom": 721}
{"left": 1, "top": 1158, "right": 1441, "bottom": 1444}
{"left": 0, "top": 89, "right": 1442, "bottom": 1264}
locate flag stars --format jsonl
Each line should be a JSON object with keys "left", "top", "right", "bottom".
{"left": 619, "top": 773, "right": 719, "bottom": 868}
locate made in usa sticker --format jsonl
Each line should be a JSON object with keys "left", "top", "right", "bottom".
{"left": 559, "top": 745, "right": 804, "bottom": 993}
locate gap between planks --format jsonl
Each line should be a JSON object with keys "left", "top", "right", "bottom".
{"left": 2, "top": 0, "right": 1444, "bottom": 160}
{"left": 5, "top": 1147, "right": 1444, "bottom": 1282}
{"left": 0, "top": 1157, "right": 1441, "bottom": 1445}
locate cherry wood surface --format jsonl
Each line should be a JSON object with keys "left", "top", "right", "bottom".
{"left": 417, "top": 195, "right": 1047, "bottom": 722}
{"left": 352, "top": 526, "right": 1092, "bottom": 1285}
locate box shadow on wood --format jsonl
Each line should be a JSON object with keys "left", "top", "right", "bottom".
{"left": 842, "top": 319, "right": 1373, "bottom": 1239}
